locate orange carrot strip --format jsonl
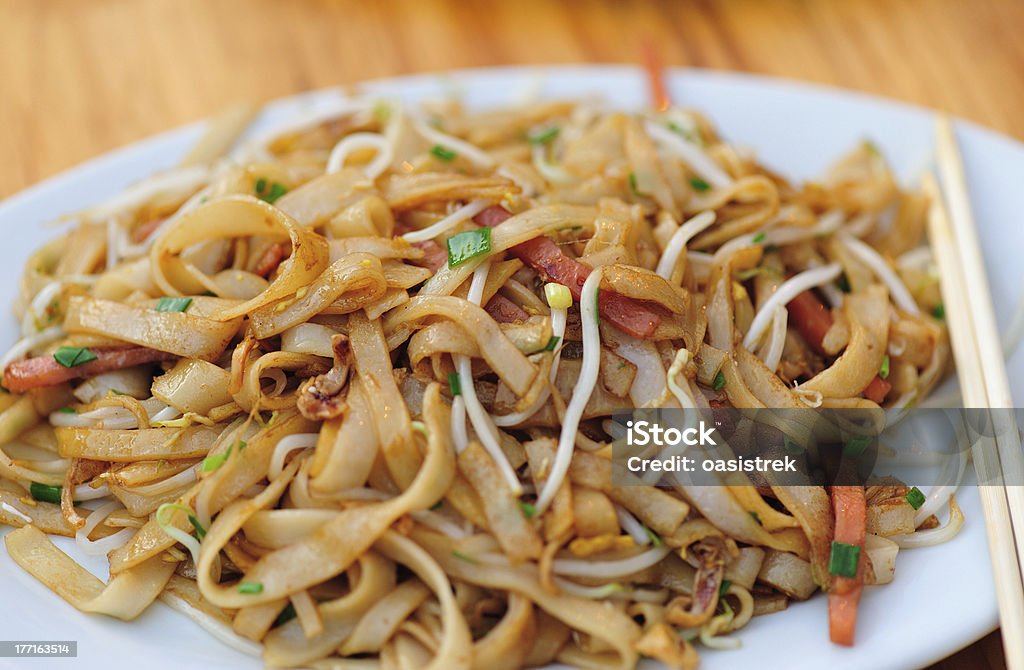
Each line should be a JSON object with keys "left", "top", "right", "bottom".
{"left": 828, "top": 485, "right": 867, "bottom": 646}
{"left": 862, "top": 375, "right": 892, "bottom": 404}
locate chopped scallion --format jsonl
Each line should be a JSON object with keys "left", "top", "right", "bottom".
{"left": 155, "top": 296, "right": 192, "bottom": 313}
{"left": 451, "top": 550, "right": 477, "bottom": 563}
{"left": 644, "top": 526, "right": 663, "bottom": 547}
{"left": 736, "top": 266, "right": 773, "bottom": 281}
{"left": 53, "top": 346, "right": 97, "bottom": 368}
{"left": 932, "top": 303, "right": 945, "bottom": 320}
{"left": 238, "top": 582, "right": 264, "bottom": 594}
{"left": 201, "top": 450, "right": 229, "bottom": 473}
{"left": 29, "top": 482, "right": 62, "bottom": 504}
{"left": 255, "top": 179, "right": 288, "bottom": 204}
{"left": 527, "top": 126, "right": 560, "bottom": 145}
{"left": 446, "top": 228, "right": 491, "bottom": 267}
{"left": 752, "top": 232, "right": 767, "bottom": 244}
{"left": 188, "top": 514, "right": 207, "bottom": 540}
{"left": 712, "top": 371, "right": 726, "bottom": 392}
{"left": 718, "top": 579, "right": 732, "bottom": 597}
{"left": 448, "top": 372, "right": 462, "bottom": 397}
{"left": 689, "top": 176, "right": 710, "bottom": 192}
{"left": 430, "top": 145, "right": 457, "bottom": 162}
{"left": 828, "top": 541, "right": 861, "bottom": 578}
{"left": 627, "top": 172, "right": 642, "bottom": 196}
{"left": 155, "top": 503, "right": 205, "bottom": 542}
{"left": 879, "top": 355, "right": 891, "bottom": 380}
{"left": 273, "top": 602, "right": 297, "bottom": 627}
{"left": 543, "top": 336, "right": 561, "bottom": 352}
{"left": 843, "top": 435, "right": 872, "bottom": 458}
{"left": 57, "top": 406, "right": 76, "bottom": 414}
{"left": 905, "top": 486, "right": 926, "bottom": 510}
{"left": 836, "top": 273, "right": 852, "bottom": 293}
{"left": 518, "top": 501, "right": 537, "bottom": 518}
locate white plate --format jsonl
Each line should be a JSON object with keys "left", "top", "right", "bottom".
{"left": 0, "top": 65, "right": 1015, "bottom": 670}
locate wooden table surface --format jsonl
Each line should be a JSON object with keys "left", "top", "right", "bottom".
{"left": 0, "top": 0, "right": 1017, "bottom": 667}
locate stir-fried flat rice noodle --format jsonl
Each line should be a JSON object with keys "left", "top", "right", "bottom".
{"left": 0, "top": 91, "right": 960, "bottom": 668}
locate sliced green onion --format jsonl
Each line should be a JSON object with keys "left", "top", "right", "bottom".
{"left": 628, "top": 172, "right": 642, "bottom": 196}
{"left": 828, "top": 541, "right": 861, "bottom": 578}
{"left": 712, "top": 371, "right": 726, "bottom": 392}
{"left": 154, "top": 502, "right": 205, "bottom": 540}
{"left": 736, "top": 266, "right": 775, "bottom": 281}
{"left": 188, "top": 515, "right": 207, "bottom": 540}
{"left": 836, "top": 273, "right": 852, "bottom": 293}
{"left": 448, "top": 372, "right": 462, "bottom": 397}
{"left": 255, "top": 179, "right": 288, "bottom": 204}
{"left": 57, "top": 406, "right": 77, "bottom": 414}
{"left": 155, "top": 296, "right": 192, "bottom": 313}
{"left": 644, "top": 526, "right": 663, "bottom": 547}
{"left": 273, "top": 602, "right": 297, "bottom": 627}
{"left": 667, "top": 121, "right": 701, "bottom": 144}
{"left": 932, "top": 303, "right": 945, "bottom": 320}
{"left": 689, "top": 176, "right": 710, "bottom": 192}
{"left": 905, "top": 486, "right": 926, "bottom": 510}
{"left": 430, "top": 145, "right": 457, "bottom": 162}
{"left": 544, "top": 282, "right": 572, "bottom": 310}
{"left": 451, "top": 550, "right": 477, "bottom": 564}
{"left": 156, "top": 503, "right": 207, "bottom": 541}
{"left": 236, "top": 439, "right": 247, "bottom": 452}
{"left": 446, "top": 228, "right": 491, "bottom": 267}
{"left": 29, "top": 482, "right": 62, "bottom": 504}
{"left": 718, "top": 579, "right": 732, "bottom": 598}
{"left": 53, "top": 346, "right": 97, "bottom": 368}
{"left": 201, "top": 450, "right": 229, "bottom": 473}
{"left": 752, "top": 232, "right": 767, "bottom": 244}
{"left": 843, "top": 436, "right": 872, "bottom": 458}
{"left": 527, "top": 126, "right": 560, "bottom": 145}
{"left": 879, "top": 355, "right": 891, "bottom": 380}
{"left": 238, "top": 581, "right": 264, "bottom": 594}
{"left": 543, "top": 336, "right": 561, "bottom": 352}
{"left": 518, "top": 501, "right": 537, "bottom": 519}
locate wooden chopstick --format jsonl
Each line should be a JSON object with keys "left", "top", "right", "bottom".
{"left": 933, "top": 115, "right": 1024, "bottom": 525}
{"left": 926, "top": 115, "right": 1024, "bottom": 667}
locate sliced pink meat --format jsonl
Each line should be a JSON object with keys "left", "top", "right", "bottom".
{"left": 4, "top": 347, "right": 174, "bottom": 393}
{"left": 485, "top": 294, "right": 530, "bottom": 323}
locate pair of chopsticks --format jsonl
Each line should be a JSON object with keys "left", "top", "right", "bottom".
{"left": 925, "top": 116, "right": 1024, "bottom": 668}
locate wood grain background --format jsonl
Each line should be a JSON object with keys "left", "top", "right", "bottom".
{"left": 0, "top": 0, "right": 1015, "bottom": 667}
